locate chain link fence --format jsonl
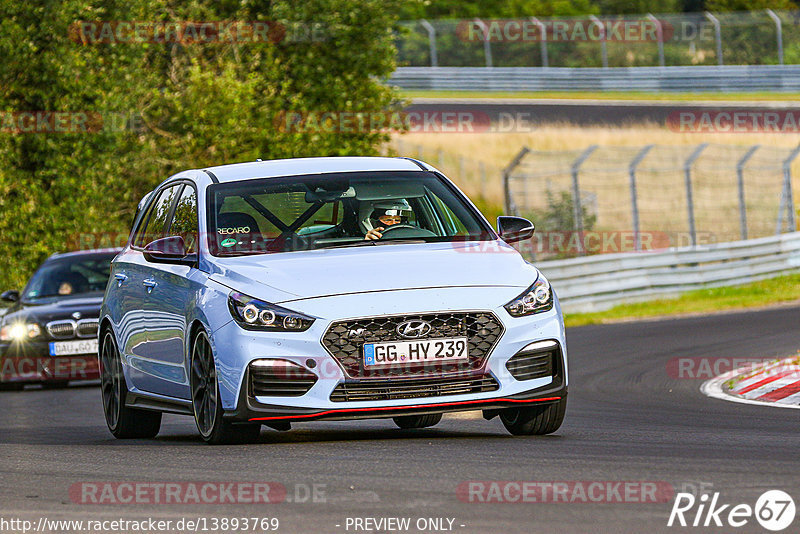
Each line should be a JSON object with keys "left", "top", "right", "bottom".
{"left": 504, "top": 143, "right": 800, "bottom": 260}
{"left": 397, "top": 10, "right": 800, "bottom": 68}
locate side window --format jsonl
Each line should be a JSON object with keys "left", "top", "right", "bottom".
{"left": 430, "top": 194, "right": 468, "bottom": 236}
{"left": 134, "top": 185, "right": 181, "bottom": 247}
{"left": 168, "top": 185, "right": 198, "bottom": 253}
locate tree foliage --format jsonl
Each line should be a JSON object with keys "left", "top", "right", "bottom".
{"left": 0, "top": 0, "right": 400, "bottom": 289}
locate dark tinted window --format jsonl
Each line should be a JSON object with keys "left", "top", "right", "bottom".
{"left": 168, "top": 185, "right": 198, "bottom": 253}
{"left": 134, "top": 185, "right": 181, "bottom": 247}
{"left": 22, "top": 253, "right": 117, "bottom": 300}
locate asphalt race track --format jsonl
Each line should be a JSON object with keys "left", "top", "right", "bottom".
{"left": 1, "top": 304, "right": 798, "bottom": 533}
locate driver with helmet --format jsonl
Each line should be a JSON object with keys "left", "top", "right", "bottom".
{"left": 363, "top": 199, "right": 414, "bottom": 240}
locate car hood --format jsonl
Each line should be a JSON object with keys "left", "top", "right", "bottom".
{"left": 208, "top": 241, "right": 538, "bottom": 303}
{"left": 2, "top": 295, "right": 104, "bottom": 324}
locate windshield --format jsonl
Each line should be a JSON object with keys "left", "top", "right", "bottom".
{"left": 22, "top": 253, "right": 117, "bottom": 301}
{"left": 206, "top": 171, "right": 493, "bottom": 256}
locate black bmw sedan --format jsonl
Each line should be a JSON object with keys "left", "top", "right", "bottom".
{"left": 0, "top": 249, "right": 119, "bottom": 389}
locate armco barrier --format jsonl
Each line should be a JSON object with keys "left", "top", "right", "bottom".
{"left": 535, "top": 232, "right": 800, "bottom": 313}
{"left": 389, "top": 66, "right": 800, "bottom": 93}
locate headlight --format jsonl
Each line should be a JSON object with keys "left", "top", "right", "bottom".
{"left": 228, "top": 292, "right": 315, "bottom": 332}
{"left": 504, "top": 276, "right": 553, "bottom": 317}
{"left": 0, "top": 322, "right": 41, "bottom": 341}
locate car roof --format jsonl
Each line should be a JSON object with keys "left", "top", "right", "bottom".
{"left": 202, "top": 156, "right": 433, "bottom": 183}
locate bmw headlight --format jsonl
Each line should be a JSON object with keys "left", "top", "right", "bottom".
{"left": 504, "top": 276, "right": 553, "bottom": 317}
{"left": 228, "top": 292, "right": 315, "bottom": 332}
{"left": 0, "top": 322, "right": 41, "bottom": 341}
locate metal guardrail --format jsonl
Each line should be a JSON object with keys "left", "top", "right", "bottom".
{"left": 536, "top": 232, "right": 800, "bottom": 313}
{"left": 389, "top": 65, "right": 800, "bottom": 92}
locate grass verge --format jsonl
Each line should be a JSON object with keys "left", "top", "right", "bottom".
{"left": 564, "top": 273, "right": 800, "bottom": 328}
{"left": 401, "top": 89, "right": 800, "bottom": 102}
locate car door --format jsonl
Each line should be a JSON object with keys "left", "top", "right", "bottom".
{"left": 137, "top": 183, "right": 200, "bottom": 399}
{"left": 121, "top": 183, "right": 184, "bottom": 395}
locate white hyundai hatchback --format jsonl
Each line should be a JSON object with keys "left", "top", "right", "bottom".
{"left": 100, "top": 157, "right": 567, "bottom": 444}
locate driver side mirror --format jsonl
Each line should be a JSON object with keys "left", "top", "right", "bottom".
{"left": 1, "top": 290, "right": 19, "bottom": 303}
{"left": 143, "top": 236, "right": 196, "bottom": 267}
{"left": 497, "top": 216, "right": 535, "bottom": 243}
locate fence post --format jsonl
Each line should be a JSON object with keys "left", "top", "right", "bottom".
{"left": 472, "top": 19, "right": 493, "bottom": 67}
{"left": 530, "top": 17, "right": 548, "bottom": 67}
{"left": 777, "top": 144, "right": 800, "bottom": 233}
{"left": 571, "top": 145, "right": 598, "bottom": 255}
{"left": 589, "top": 16, "right": 608, "bottom": 68}
{"left": 766, "top": 9, "right": 783, "bottom": 65}
{"left": 419, "top": 19, "right": 438, "bottom": 67}
{"left": 502, "top": 147, "right": 531, "bottom": 215}
{"left": 629, "top": 145, "right": 654, "bottom": 251}
{"left": 736, "top": 145, "right": 759, "bottom": 241}
{"left": 705, "top": 12, "right": 723, "bottom": 66}
{"left": 437, "top": 148, "right": 444, "bottom": 169}
{"left": 684, "top": 143, "right": 708, "bottom": 247}
{"left": 646, "top": 14, "right": 665, "bottom": 67}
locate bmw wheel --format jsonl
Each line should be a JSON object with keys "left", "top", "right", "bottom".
{"left": 393, "top": 413, "right": 442, "bottom": 429}
{"left": 500, "top": 399, "right": 566, "bottom": 436}
{"left": 100, "top": 330, "right": 162, "bottom": 439}
{"left": 190, "top": 329, "right": 261, "bottom": 445}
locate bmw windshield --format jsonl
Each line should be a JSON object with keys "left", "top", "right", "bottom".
{"left": 22, "top": 253, "right": 117, "bottom": 302}
{"left": 206, "top": 171, "right": 494, "bottom": 255}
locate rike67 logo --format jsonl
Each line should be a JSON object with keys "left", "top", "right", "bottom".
{"left": 668, "top": 490, "right": 795, "bottom": 531}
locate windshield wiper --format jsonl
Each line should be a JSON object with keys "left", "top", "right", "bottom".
{"left": 313, "top": 240, "right": 378, "bottom": 250}
{"left": 313, "top": 238, "right": 429, "bottom": 250}
{"left": 216, "top": 250, "right": 272, "bottom": 257}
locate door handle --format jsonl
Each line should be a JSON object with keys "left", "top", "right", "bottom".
{"left": 114, "top": 273, "right": 128, "bottom": 287}
{"left": 142, "top": 278, "right": 157, "bottom": 293}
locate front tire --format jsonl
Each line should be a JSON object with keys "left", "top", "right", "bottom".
{"left": 500, "top": 399, "right": 566, "bottom": 436}
{"left": 393, "top": 413, "right": 442, "bottom": 429}
{"left": 100, "top": 330, "right": 162, "bottom": 439}
{"left": 190, "top": 329, "right": 260, "bottom": 445}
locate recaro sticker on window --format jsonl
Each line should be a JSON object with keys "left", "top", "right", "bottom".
{"left": 218, "top": 227, "right": 250, "bottom": 235}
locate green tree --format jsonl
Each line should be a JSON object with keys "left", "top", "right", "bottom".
{"left": 0, "top": 0, "right": 401, "bottom": 289}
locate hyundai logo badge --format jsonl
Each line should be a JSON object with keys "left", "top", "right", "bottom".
{"left": 396, "top": 320, "right": 432, "bottom": 339}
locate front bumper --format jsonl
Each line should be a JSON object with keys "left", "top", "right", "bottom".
{"left": 213, "top": 286, "right": 567, "bottom": 423}
{"left": 225, "top": 367, "right": 566, "bottom": 423}
{"left": 0, "top": 341, "right": 100, "bottom": 383}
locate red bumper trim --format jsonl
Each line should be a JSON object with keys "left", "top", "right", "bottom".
{"left": 248, "top": 396, "right": 562, "bottom": 422}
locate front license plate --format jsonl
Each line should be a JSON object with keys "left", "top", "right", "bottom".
{"left": 363, "top": 337, "right": 469, "bottom": 368}
{"left": 49, "top": 339, "right": 99, "bottom": 356}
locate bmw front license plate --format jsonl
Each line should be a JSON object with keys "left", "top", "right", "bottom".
{"left": 363, "top": 337, "right": 469, "bottom": 368}
{"left": 49, "top": 339, "right": 98, "bottom": 356}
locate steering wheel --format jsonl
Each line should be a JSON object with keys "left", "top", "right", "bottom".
{"left": 378, "top": 224, "right": 437, "bottom": 239}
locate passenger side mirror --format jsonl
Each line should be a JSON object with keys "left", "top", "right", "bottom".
{"left": 1, "top": 290, "right": 19, "bottom": 302}
{"left": 497, "top": 216, "right": 535, "bottom": 243}
{"left": 143, "top": 236, "right": 196, "bottom": 267}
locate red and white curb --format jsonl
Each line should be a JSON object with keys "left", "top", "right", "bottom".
{"left": 701, "top": 354, "right": 800, "bottom": 409}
